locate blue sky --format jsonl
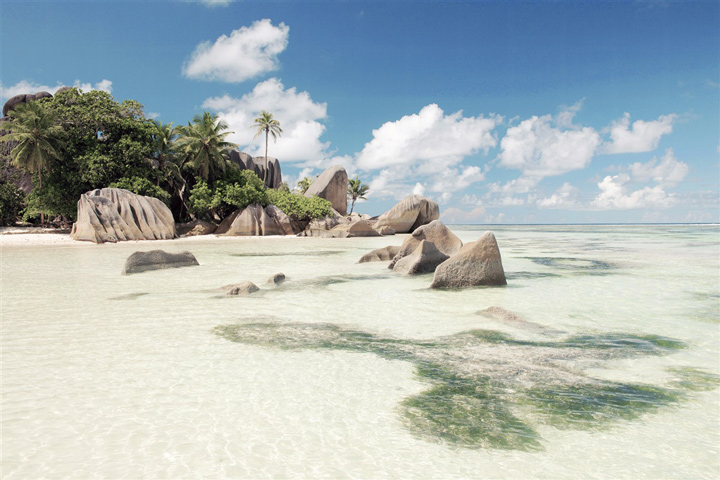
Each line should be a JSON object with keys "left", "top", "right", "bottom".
{"left": 2, "top": 0, "right": 718, "bottom": 223}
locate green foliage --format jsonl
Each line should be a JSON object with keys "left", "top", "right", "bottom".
{"left": 266, "top": 189, "right": 333, "bottom": 220}
{"left": 295, "top": 176, "right": 313, "bottom": 194}
{"left": 108, "top": 176, "right": 171, "bottom": 204}
{"left": 0, "top": 180, "right": 25, "bottom": 225}
{"left": 176, "top": 111, "right": 236, "bottom": 185}
{"left": 252, "top": 111, "right": 282, "bottom": 185}
{"left": 347, "top": 175, "right": 370, "bottom": 214}
{"left": 187, "top": 170, "right": 268, "bottom": 220}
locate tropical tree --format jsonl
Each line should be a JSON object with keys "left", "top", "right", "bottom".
{"left": 347, "top": 175, "right": 370, "bottom": 215}
{"left": 0, "top": 101, "right": 65, "bottom": 223}
{"left": 296, "top": 176, "right": 313, "bottom": 194}
{"left": 251, "top": 111, "right": 282, "bottom": 186}
{"left": 177, "top": 111, "right": 236, "bottom": 185}
{"left": 149, "top": 120, "right": 179, "bottom": 185}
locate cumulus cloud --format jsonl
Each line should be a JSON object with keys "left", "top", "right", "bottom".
{"left": 629, "top": 148, "right": 688, "bottom": 187}
{"left": 429, "top": 165, "right": 485, "bottom": 194}
{"left": 601, "top": 113, "right": 677, "bottom": 154}
{"left": 498, "top": 110, "right": 601, "bottom": 178}
{"left": 355, "top": 104, "right": 500, "bottom": 172}
{"left": 441, "top": 206, "right": 489, "bottom": 224}
{"left": 183, "top": 19, "right": 289, "bottom": 82}
{"left": 0, "top": 79, "right": 112, "bottom": 100}
{"left": 203, "top": 78, "right": 329, "bottom": 162}
{"left": 591, "top": 173, "right": 676, "bottom": 210}
{"left": 537, "top": 182, "right": 580, "bottom": 208}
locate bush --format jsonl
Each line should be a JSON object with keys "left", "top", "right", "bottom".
{"left": 187, "top": 170, "right": 268, "bottom": 220}
{"left": 0, "top": 180, "right": 25, "bottom": 225}
{"left": 266, "top": 189, "right": 333, "bottom": 221}
{"left": 109, "top": 176, "right": 171, "bottom": 204}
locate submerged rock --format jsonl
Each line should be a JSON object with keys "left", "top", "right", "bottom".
{"left": 222, "top": 281, "right": 260, "bottom": 296}
{"left": 267, "top": 273, "right": 286, "bottom": 285}
{"left": 431, "top": 231, "right": 506, "bottom": 288}
{"left": 359, "top": 245, "right": 401, "bottom": 263}
{"left": 70, "top": 188, "right": 176, "bottom": 244}
{"left": 393, "top": 240, "right": 449, "bottom": 275}
{"left": 122, "top": 250, "right": 198, "bottom": 275}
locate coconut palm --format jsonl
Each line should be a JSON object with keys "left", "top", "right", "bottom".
{"left": 251, "top": 111, "right": 282, "bottom": 186}
{"left": 177, "top": 111, "right": 236, "bottom": 185}
{"left": 0, "top": 101, "right": 65, "bottom": 223}
{"left": 347, "top": 175, "right": 370, "bottom": 215}
{"left": 296, "top": 176, "right": 313, "bottom": 194}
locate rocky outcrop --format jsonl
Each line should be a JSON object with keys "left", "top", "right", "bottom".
{"left": 392, "top": 240, "right": 449, "bottom": 275}
{"left": 431, "top": 231, "right": 507, "bottom": 288}
{"left": 228, "top": 150, "right": 283, "bottom": 189}
{"left": 222, "top": 281, "right": 260, "bottom": 296}
{"left": 304, "top": 165, "right": 348, "bottom": 215}
{"left": 177, "top": 219, "right": 217, "bottom": 237}
{"left": 216, "top": 204, "right": 286, "bottom": 236}
{"left": 359, "top": 245, "right": 401, "bottom": 263}
{"left": 299, "top": 219, "right": 380, "bottom": 238}
{"left": 70, "top": 188, "right": 176, "bottom": 243}
{"left": 389, "top": 220, "right": 462, "bottom": 269}
{"left": 375, "top": 226, "right": 395, "bottom": 235}
{"left": 374, "top": 195, "right": 440, "bottom": 233}
{"left": 264, "top": 205, "right": 299, "bottom": 235}
{"left": 3, "top": 91, "right": 54, "bottom": 117}
{"left": 122, "top": 250, "right": 199, "bottom": 275}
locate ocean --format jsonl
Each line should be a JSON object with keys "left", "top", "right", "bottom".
{"left": 1, "top": 225, "right": 718, "bottom": 479}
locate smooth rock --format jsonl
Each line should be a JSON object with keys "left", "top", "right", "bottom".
{"left": 70, "top": 188, "right": 176, "bottom": 244}
{"left": 228, "top": 149, "right": 283, "bottom": 189}
{"left": 265, "top": 204, "right": 298, "bottom": 235}
{"left": 122, "top": 250, "right": 199, "bottom": 275}
{"left": 375, "top": 225, "right": 396, "bottom": 235}
{"left": 177, "top": 219, "right": 217, "bottom": 236}
{"left": 267, "top": 273, "right": 286, "bottom": 285}
{"left": 431, "top": 231, "right": 507, "bottom": 288}
{"left": 216, "top": 204, "right": 285, "bottom": 236}
{"left": 374, "top": 195, "right": 440, "bottom": 233}
{"left": 393, "top": 240, "right": 449, "bottom": 275}
{"left": 304, "top": 165, "right": 348, "bottom": 215}
{"left": 389, "top": 220, "right": 462, "bottom": 269}
{"left": 222, "top": 281, "right": 260, "bottom": 296}
{"left": 298, "top": 219, "right": 380, "bottom": 238}
{"left": 359, "top": 245, "right": 401, "bottom": 263}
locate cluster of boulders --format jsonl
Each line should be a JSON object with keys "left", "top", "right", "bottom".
{"left": 359, "top": 220, "right": 507, "bottom": 289}
{"left": 228, "top": 150, "right": 283, "bottom": 190}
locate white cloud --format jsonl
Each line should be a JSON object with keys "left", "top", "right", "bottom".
{"left": 183, "top": 19, "right": 289, "bottom": 83}
{"left": 537, "top": 182, "right": 579, "bottom": 208}
{"left": 602, "top": 113, "right": 677, "bottom": 154}
{"left": 440, "top": 206, "right": 488, "bottom": 224}
{"left": 412, "top": 183, "right": 426, "bottom": 196}
{"left": 355, "top": 104, "right": 500, "bottom": 172}
{"left": 429, "top": 165, "right": 485, "bottom": 193}
{"left": 629, "top": 148, "right": 688, "bottom": 187}
{"left": 591, "top": 173, "right": 676, "bottom": 210}
{"left": 1, "top": 79, "right": 112, "bottom": 100}
{"left": 498, "top": 110, "right": 601, "bottom": 178}
{"left": 197, "top": 0, "right": 232, "bottom": 7}
{"left": 203, "top": 78, "right": 329, "bottom": 162}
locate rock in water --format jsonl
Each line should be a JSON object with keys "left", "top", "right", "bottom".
{"left": 215, "top": 204, "right": 286, "bottom": 236}
{"left": 122, "top": 250, "right": 199, "bottom": 275}
{"left": 393, "top": 240, "right": 449, "bottom": 275}
{"left": 267, "top": 273, "right": 286, "bottom": 285}
{"left": 359, "top": 245, "right": 401, "bottom": 263}
{"left": 389, "top": 220, "right": 462, "bottom": 269}
{"left": 374, "top": 195, "right": 439, "bottom": 233}
{"left": 70, "top": 188, "right": 176, "bottom": 244}
{"left": 304, "top": 165, "right": 348, "bottom": 215}
{"left": 222, "top": 281, "right": 260, "bottom": 296}
{"left": 430, "top": 231, "right": 507, "bottom": 288}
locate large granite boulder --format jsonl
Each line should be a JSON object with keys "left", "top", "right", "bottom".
{"left": 216, "top": 204, "right": 286, "bottom": 236}
{"left": 70, "top": 188, "right": 176, "bottom": 244}
{"left": 304, "top": 165, "right": 348, "bottom": 215}
{"left": 392, "top": 240, "right": 449, "bottom": 275}
{"left": 3, "top": 91, "right": 54, "bottom": 117}
{"left": 265, "top": 204, "right": 299, "bottom": 235}
{"left": 431, "top": 231, "right": 507, "bottom": 288}
{"left": 375, "top": 195, "right": 440, "bottom": 233}
{"left": 122, "top": 250, "right": 199, "bottom": 274}
{"left": 228, "top": 150, "right": 282, "bottom": 189}
{"left": 359, "top": 245, "right": 401, "bottom": 263}
{"left": 177, "top": 219, "right": 217, "bottom": 237}
{"left": 389, "top": 220, "right": 462, "bottom": 269}
{"left": 299, "top": 219, "right": 380, "bottom": 238}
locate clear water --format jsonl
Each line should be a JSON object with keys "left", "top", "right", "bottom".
{"left": 1, "top": 225, "right": 719, "bottom": 479}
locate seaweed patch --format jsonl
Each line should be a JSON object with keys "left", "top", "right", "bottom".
{"left": 522, "top": 257, "right": 617, "bottom": 275}
{"left": 213, "top": 322, "right": 714, "bottom": 451}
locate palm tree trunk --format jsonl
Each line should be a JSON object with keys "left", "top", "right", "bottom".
{"left": 349, "top": 198, "right": 356, "bottom": 215}
{"left": 263, "top": 129, "right": 269, "bottom": 186}
{"left": 39, "top": 170, "right": 45, "bottom": 225}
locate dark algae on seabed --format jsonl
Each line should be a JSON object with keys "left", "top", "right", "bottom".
{"left": 213, "top": 322, "right": 719, "bottom": 452}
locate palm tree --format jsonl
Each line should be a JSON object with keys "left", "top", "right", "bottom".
{"left": 0, "top": 101, "right": 64, "bottom": 224}
{"left": 176, "top": 111, "right": 236, "bottom": 185}
{"left": 347, "top": 175, "right": 370, "bottom": 215}
{"left": 149, "top": 120, "right": 179, "bottom": 185}
{"left": 296, "top": 176, "right": 312, "bottom": 194}
{"left": 251, "top": 111, "right": 282, "bottom": 186}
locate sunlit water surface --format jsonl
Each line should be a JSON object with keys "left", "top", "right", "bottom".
{"left": 2, "top": 225, "right": 719, "bottom": 479}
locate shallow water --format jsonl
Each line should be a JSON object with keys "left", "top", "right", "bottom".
{"left": 1, "top": 225, "right": 719, "bottom": 479}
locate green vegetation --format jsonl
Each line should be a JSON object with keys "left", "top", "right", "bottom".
{"left": 213, "top": 321, "right": 717, "bottom": 451}
{"left": 0, "top": 91, "right": 336, "bottom": 226}
{"left": 347, "top": 175, "right": 370, "bottom": 215}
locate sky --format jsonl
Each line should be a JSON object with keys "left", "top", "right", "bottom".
{"left": 2, "top": 0, "right": 718, "bottom": 224}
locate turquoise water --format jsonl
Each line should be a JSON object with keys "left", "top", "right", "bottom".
{"left": 1, "top": 225, "right": 719, "bottom": 479}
